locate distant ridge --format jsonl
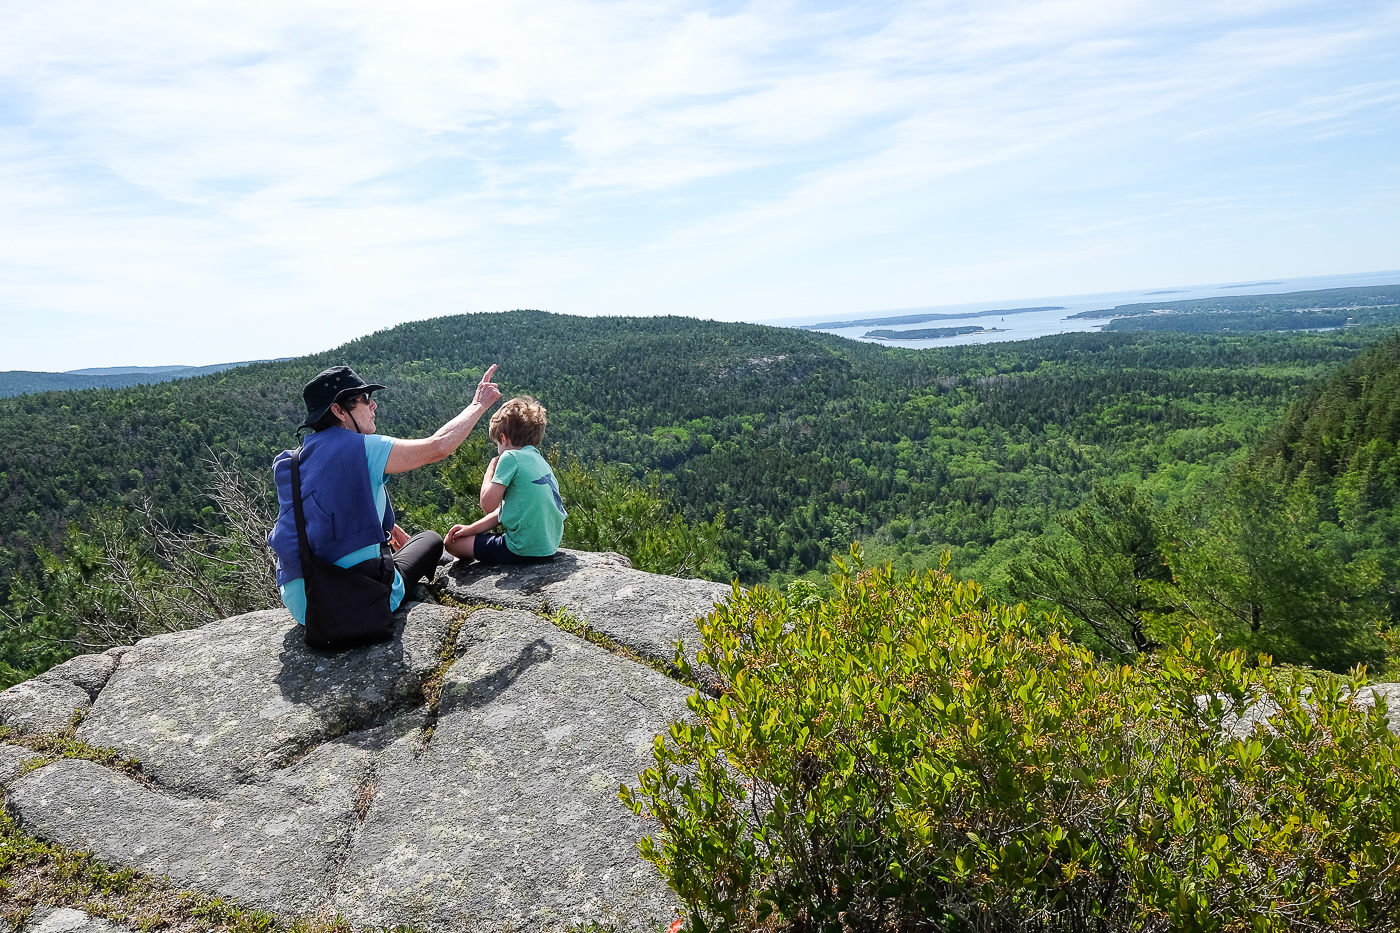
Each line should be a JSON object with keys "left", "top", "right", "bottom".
{"left": 799, "top": 306, "right": 1063, "bottom": 330}
{"left": 0, "top": 359, "right": 287, "bottom": 398}
{"left": 65, "top": 365, "right": 209, "bottom": 375}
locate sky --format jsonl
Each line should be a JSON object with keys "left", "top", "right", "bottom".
{"left": 1, "top": 0, "right": 1397, "bottom": 371}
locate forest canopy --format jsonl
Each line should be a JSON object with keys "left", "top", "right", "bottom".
{"left": 5, "top": 307, "right": 1400, "bottom": 682}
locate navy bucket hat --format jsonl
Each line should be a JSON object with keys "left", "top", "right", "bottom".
{"left": 298, "top": 366, "right": 386, "bottom": 429}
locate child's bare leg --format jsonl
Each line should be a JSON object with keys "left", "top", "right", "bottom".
{"left": 444, "top": 527, "right": 477, "bottom": 561}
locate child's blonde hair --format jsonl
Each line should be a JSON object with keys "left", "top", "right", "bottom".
{"left": 489, "top": 396, "right": 547, "bottom": 448}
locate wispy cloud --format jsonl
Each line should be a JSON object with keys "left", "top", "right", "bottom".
{"left": 1, "top": 0, "right": 1397, "bottom": 368}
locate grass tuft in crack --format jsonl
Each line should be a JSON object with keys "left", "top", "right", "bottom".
{"left": 415, "top": 602, "right": 476, "bottom": 752}
{"left": 0, "top": 725, "right": 143, "bottom": 780}
{"left": 353, "top": 780, "right": 376, "bottom": 822}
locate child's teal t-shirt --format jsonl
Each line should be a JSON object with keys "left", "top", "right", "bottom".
{"left": 494, "top": 446, "right": 566, "bottom": 557}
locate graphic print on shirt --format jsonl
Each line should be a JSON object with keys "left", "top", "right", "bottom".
{"left": 532, "top": 474, "right": 567, "bottom": 515}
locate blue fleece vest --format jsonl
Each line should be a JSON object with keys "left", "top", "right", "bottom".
{"left": 269, "top": 427, "right": 395, "bottom": 585}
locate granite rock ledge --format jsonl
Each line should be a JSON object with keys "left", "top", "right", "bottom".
{"left": 0, "top": 551, "right": 722, "bottom": 932}
{"left": 441, "top": 548, "right": 732, "bottom": 680}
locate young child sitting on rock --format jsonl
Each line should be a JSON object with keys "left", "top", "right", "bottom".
{"left": 444, "top": 396, "right": 566, "bottom": 564}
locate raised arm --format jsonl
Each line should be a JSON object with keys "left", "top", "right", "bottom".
{"left": 385, "top": 365, "right": 501, "bottom": 474}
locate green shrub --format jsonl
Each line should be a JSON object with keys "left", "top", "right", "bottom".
{"left": 622, "top": 549, "right": 1400, "bottom": 932}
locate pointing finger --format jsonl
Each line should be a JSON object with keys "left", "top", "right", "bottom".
{"left": 480, "top": 364, "right": 497, "bottom": 384}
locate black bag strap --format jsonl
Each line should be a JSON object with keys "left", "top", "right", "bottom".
{"left": 288, "top": 445, "right": 315, "bottom": 582}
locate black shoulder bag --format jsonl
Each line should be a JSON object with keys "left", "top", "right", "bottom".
{"left": 290, "top": 446, "right": 397, "bottom": 649}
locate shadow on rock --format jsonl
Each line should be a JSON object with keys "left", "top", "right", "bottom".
{"left": 445, "top": 552, "right": 574, "bottom": 597}
{"left": 442, "top": 637, "right": 554, "bottom": 714}
{"left": 271, "top": 613, "right": 418, "bottom": 726}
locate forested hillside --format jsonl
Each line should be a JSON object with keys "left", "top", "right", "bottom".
{"left": 1249, "top": 335, "right": 1400, "bottom": 624}
{"left": 1256, "top": 335, "right": 1400, "bottom": 480}
{"left": 4, "top": 310, "right": 1400, "bottom": 680}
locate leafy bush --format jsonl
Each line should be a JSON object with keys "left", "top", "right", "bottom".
{"left": 623, "top": 550, "right": 1400, "bottom": 932}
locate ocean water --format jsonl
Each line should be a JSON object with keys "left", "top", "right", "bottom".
{"left": 759, "top": 269, "right": 1400, "bottom": 349}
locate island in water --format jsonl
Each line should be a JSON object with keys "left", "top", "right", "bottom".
{"left": 801, "top": 306, "right": 1062, "bottom": 330}
{"left": 865, "top": 326, "right": 1008, "bottom": 339}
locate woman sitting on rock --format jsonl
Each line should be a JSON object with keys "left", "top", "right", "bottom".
{"left": 268, "top": 364, "right": 502, "bottom": 634}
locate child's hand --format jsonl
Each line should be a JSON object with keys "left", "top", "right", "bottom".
{"left": 445, "top": 524, "right": 469, "bottom": 546}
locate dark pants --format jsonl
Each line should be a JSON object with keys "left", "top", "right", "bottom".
{"left": 393, "top": 531, "right": 444, "bottom": 585}
{"left": 471, "top": 532, "right": 556, "bottom": 565}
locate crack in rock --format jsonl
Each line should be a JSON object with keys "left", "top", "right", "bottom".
{"left": 70, "top": 604, "right": 454, "bottom": 797}
{"left": 333, "top": 609, "right": 689, "bottom": 933}
{"left": 0, "top": 648, "right": 126, "bottom": 736}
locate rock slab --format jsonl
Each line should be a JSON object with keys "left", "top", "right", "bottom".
{"left": 0, "top": 650, "right": 122, "bottom": 735}
{"left": 75, "top": 605, "right": 452, "bottom": 796}
{"left": 1217, "top": 682, "right": 1400, "bottom": 742}
{"left": 442, "top": 548, "right": 731, "bottom": 677}
{"left": 0, "top": 742, "right": 42, "bottom": 784}
{"left": 9, "top": 738, "right": 382, "bottom": 916}
{"left": 335, "top": 609, "right": 690, "bottom": 931}
{"left": 1, "top": 554, "right": 708, "bottom": 932}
